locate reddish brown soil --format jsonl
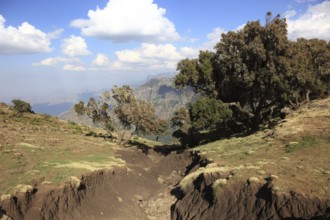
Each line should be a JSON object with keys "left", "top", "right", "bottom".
{"left": 1, "top": 147, "right": 329, "bottom": 220}
{"left": 171, "top": 171, "right": 330, "bottom": 220}
{"left": 0, "top": 147, "right": 202, "bottom": 220}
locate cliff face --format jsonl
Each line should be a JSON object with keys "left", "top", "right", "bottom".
{"left": 134, "top": 77, "right": 196, "bottom": 119}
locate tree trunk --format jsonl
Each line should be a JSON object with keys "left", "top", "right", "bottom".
{"left": 251, "top": 112, "right": 261, "bottom": 131}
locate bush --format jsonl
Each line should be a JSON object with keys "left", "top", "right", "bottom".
{"left": 12, "top": 99, "right": 33, "bottom": 114}
{"left": 189, "top": 97, "right": 232, "bottom": 131}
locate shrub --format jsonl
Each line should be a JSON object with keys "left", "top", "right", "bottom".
{"left": 12, "top": 99, "right": 33, "bottom": 114}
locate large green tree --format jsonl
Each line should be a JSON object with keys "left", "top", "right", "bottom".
{"left": 287, "top": 38, "right": 330, "bottom": 108}
{"left": 74, "top": 92, "right": 113, "bottom": 132}
{"left": 175, "top": 12, "right": 329, "bottom": 131}
{"left": 175, "top": 50, "right": 216, "bottom": 97}
{"left": 75, "top": 85, "right": 168, "bottom": 145}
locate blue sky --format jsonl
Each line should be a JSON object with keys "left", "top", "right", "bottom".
{"left": 0, "top": 0, "right": 329, "bottom": 104}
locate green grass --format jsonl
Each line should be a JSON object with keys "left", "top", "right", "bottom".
{"left": 0, "top": 107, "right": 126, "bottom": 195}
{"left": 130, "top": 135, "right": 164, "bottom": 148}
{"left": 285, "top": 136, "right": 327, "bottom": 153}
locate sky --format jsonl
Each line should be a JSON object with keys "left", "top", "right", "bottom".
{"left": 0, "top": 0, "right": 329, "bottom": 104}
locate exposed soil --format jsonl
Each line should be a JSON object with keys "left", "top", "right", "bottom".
{"left": 171, "top": 171, "right": 330, "bottom": 220}
{"left": 0, "top": 147, "right": 203, "bottom": 220}
{"left": 0, "top": 99, "right": 329, "bottom": 220}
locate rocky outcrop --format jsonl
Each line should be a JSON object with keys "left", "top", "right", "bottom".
{"left": 171, "top": 172, "right": 330, "bottom": 220}
{"left": 134, "top": 77, "right": 196, "bottom": 119}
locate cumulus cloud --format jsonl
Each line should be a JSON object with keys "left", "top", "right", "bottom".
{"left": 33, "top": 56, "right": 80, "bottom": 66}
{"left": 61, "top": 35, "right": 91, "bottom": 56}
{"left": 63, "top": 64, "right": 86, "bottom": 71}
{"left": 0, "top": 15, "right": 51, "bottom": 54}
{"left": 202, "top": 27, "right": 226, "bottom": 50}
{"left": 180, "top": 47, "right": 199, "bottom": 58}
{"left": 92, "top": 53, "right": 109, "bottom": 66}
{"left": 47, "top": 28, "right": 64, "bottom": 39}
{"left": 116, "top": 43, "right": 182, "bottom": 63}
{"left": 70, "top": 0, "right": 180, "bottom": 43}
{"left": 110, "top": 43, "right": 204, "bottom": 71}
{"left": 287, "top": 1, "right": 330, "bottom": 41}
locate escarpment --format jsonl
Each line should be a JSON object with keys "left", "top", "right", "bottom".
{"left": 171, "top": 171, "right": 330, "bottom": 220}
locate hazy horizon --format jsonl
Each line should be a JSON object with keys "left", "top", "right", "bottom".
{"left": 1, "top": 0, "right": 329, "bottom": 104}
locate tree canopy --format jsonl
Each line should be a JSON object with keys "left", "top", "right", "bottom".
{"left": 12, "top": 99, "right": 33, "bottom": 114}
{"left": 189, "top": 97, "right": 232, "bottom": 131}
{"left": 75, "top": 85, "right": 168, "bottom": 145}
{"left": 174, "top": 12, "right": 330, "bottom": 131}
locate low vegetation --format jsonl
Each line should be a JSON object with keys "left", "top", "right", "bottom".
{"left": 185, "top": 98, "right": 330, "bottom": 198}
{"left": 12, "top": 99, "right": 34, "bottom": 114}
{"left": 75, "top": 85, "right": 168, "bottom": 145}
{"left": 0, "top": 103, "right": 125, "bottom": 194}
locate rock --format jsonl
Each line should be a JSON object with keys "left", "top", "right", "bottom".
{"left": 245, "top": 150, "right": 255, "bottom": 155}
{"left": 157, "top": 176, "right": 165, "bottom": 184}
{"left": 117, "top": 197, "right": 123, "bottom": 202}
{"left": 214, "top": 178, "right": 227, "bottom": 187}
{"left": 270, "top": 174, "right": 279, "bottom": 180}
{"left": 15, "top": 184, "right": 34, "bottom": 193}
{"left": 257, "top": 170, "right": 266, "bottom": 175}
{"left": 297, "top": 165, "right": 304, "bottom": 170}
{"left": 0, "top": 194, "right": 11, "bottom": 201}
{"left": 41, "top": 181, "right": 52, "bottom": 185}
{"left": 134, "top": 195, "right": 144, "bottom": 201}
{"left": 248, "top": 177, "right": 260, "bottom": 184}
{"left": 273, "top": 186, "right": 281, "bottom": 192}
{"left": 281, "top": 157, "right": 290, "bottom": 160}
{"left": 69, "top": 176, "right": 81, "bottom": 189}
{"left": 206, "top": 163, "right": 218, "bottom": 168}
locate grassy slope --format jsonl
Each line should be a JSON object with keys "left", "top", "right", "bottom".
{"left": 0, "top": 104, "right": 125, "bottom": 195}
{"left": 185, "top": 98, "right": 330, "bottom": 198}
{"left": 1, "top": 98, "right": 329, "bottom": 199}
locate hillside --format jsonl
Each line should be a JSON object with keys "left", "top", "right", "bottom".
{"left": 134, "top": 77, "right": 195, "bottom": 119}
{"left": 59, "top": 76, "right": 196, "bottom": 125}
{"left": 172, "top": 97, "right": 330, "bottom": 219}
{"left": 0, "top": 98, "right": 329, "bottom": 219}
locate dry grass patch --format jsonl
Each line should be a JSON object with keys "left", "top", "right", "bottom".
{"left": 191, "top": 98, "right": 330, "bottom": 198}
{"left": 0, "top": 106, "right": 126, "bottom": 195}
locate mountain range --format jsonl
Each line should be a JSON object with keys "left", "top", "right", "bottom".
{"left": 59, "top": 75, "right": 196, "bottom": 125}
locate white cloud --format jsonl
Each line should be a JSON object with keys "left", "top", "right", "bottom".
{"left": 284, "top": 10, "right": 297, "bottom": 19}
{"left": 180, "top": 47, "right": 199, "bottom": 58}
{"left": 33, "top": 56, "right": 80, "bottom": 66}
{"left": 92, "top": 53, "right": 109, "bottom": 66}
{"left": 110, "top": 42, "right": 205, "bottom": 72}
{"left": 202, "top": 27, "right": 226, "bottom": 50}
{"left": 0, "top": 15, "right": 51, "bottom": 54}
{"left": 70, "top": 0, "right": 180, "bottom": 43}
{"left": 235, "top": 23, "right": 246, "bottom": 31}
{"left": 61, "top": 35, "right": 91, "bottom": 56}
{"left": 116, "top": 43, "right": 183, "bottom": 63}
{"left": 47, "top": 28, "right": 64, "bottom": 39}
{"left": 287, "top": 1, "right": 330, "bottom": 41}
{"left": 63, "top": 64, "right": 86, "bottom": 71}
